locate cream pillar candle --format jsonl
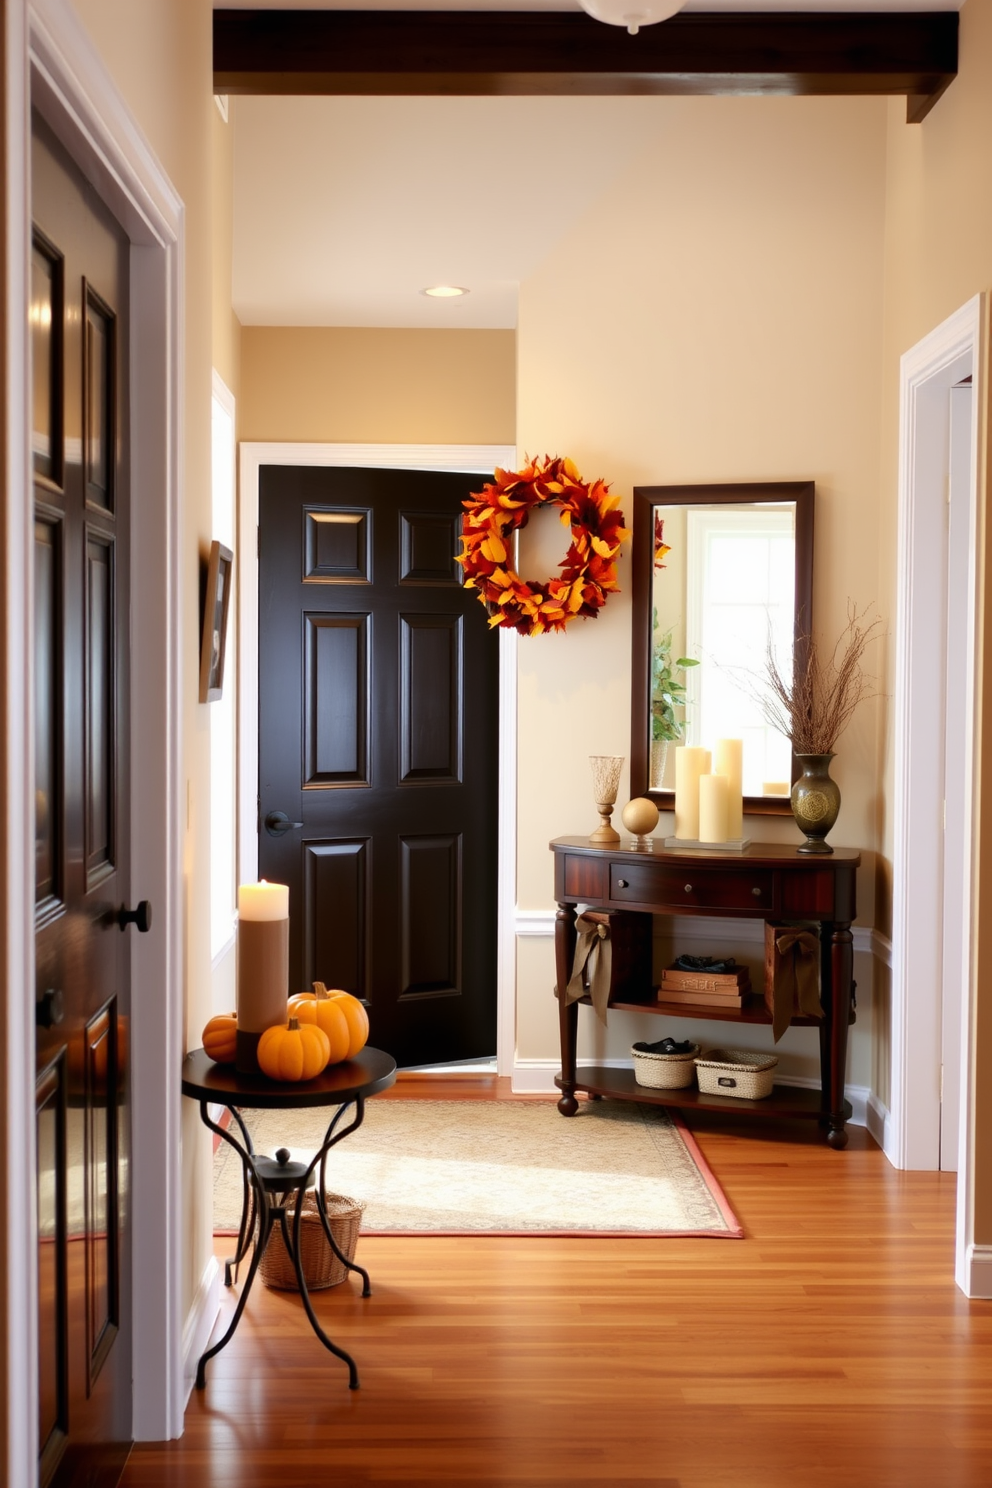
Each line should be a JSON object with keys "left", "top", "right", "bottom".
{"left": 714, "top": 738, "right": 744, "bottom": 840}
{"left": 698, "top": 774, "right": 730, "bottom": 844}
{"left": 674, "top": 746, "right": 711, "bottom": 840}
{"left": 236, "top": 879, "right": 290, "bottom": 1073}
{"left": 763, "top": 780, "right": 791, "bottom": 796}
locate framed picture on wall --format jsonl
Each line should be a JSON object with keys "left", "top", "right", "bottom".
{"left": 199, "top": 539, "right": 233, "bottom": 703}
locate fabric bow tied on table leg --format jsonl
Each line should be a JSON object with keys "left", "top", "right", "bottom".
{"left": 772, "top": 928, "right": 824, "bottom": 1043}
{"left": 563, "top": 914, "right": 613, "bottom": 1025}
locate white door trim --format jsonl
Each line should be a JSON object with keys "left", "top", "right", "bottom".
{"left": 891, "top": 296, "right": 984, "bottom": 1293}
{"left": 14, "top": 0, "right": 187, "bottom": 1465}
{"left": 238, "top": 443, "right": 517, "bottom": 1075}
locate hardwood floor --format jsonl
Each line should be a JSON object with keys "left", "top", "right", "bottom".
{"left": 122, "top": 1078, "right": 992, "bottom": 1487}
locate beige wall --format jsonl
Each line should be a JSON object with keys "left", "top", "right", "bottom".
{"left": 514, "top": 94, "right": 888, "bottom": 1087}
{"left": 877, "top": 0, "right": 992, "bottom": 1242}
{"left": 240, "top": 326, "right": 515, "bottom": 445}
{"left": 70, "top": 0, "right": 217, "bottom": 1319}
{"left": 212, "top": 96, "right": 242, "bottom": 402}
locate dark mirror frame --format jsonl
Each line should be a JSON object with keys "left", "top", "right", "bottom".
{"left": 630, "top": 480, "right": 814, "bottom": 817}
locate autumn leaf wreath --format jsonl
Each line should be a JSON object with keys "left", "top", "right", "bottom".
{"left": 456, "top": 455, "right": 630, "bottom": 636}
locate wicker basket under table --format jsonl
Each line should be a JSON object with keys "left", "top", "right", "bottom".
{"left": 694, "top": 1048, "right": 778, "bottom": 1101}
{"left": 260, "top": 1191, "right": 365, "bottom": 1291}
{"left": 631, "top": 1042, "right": 701, "bottom": 1090}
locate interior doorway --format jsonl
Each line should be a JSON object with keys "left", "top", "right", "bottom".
{"left": 891, "top": 294, "right": 985, "bottom": 1296}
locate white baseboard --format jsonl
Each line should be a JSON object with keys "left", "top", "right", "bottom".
{"left": 511, "top": 1057, "right": 868, "bottom": 1127}
{"left": 866, "top": 1090, "right": 892, "bottom": 1155}
{"left": 958, "top": 1244, "right": 992, "bottom": 1299}
{"left": 182, "top": 1255, "right": 221, "bottom": 1406}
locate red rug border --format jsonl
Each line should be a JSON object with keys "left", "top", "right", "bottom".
{"left": 213, "top": 1102, "right": 744, "bottom": 1241}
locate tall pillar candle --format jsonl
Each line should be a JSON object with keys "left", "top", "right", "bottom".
{"left": 236, "top": 880, "right": 290, "bottom": 1073}
{"left": 674, "top": 746, "right": 711, "bottom": 840}
{"left": 714, "top": 738, "right": 744, "bottom": 840}
{"left": 698, "top": 774, "right": 730, "bottom": 844}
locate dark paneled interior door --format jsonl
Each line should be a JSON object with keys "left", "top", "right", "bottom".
{"left": 258, "top": 464, "right": 499, "bottom": 1068}
{"left": 32, "top": 114, "right": 132, "bottom": 1487}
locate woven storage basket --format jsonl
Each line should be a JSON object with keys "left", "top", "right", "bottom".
{"left": 260, "top": 1191, "right": 365, "bottom": 1292}
{"left": 694, "top": 1048, "right": 778, "bottom": 1101}
{"left": 631, "top": 1042, "right": 700, "bottom": 1090}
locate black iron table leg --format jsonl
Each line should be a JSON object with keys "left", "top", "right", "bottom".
{"left": 194, "top": 1101, "right": 271, "bottom": 1388}
{"left": 316, "top": 1097, "right": 372, "bottom": 1297}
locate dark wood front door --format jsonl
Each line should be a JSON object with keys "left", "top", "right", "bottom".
{"left": 258, "top": 464, "right": 499, "bottom": 1068}
{"left": 32, "top": 115, "right": 132, "bottom": 1487}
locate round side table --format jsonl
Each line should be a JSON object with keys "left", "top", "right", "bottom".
{"left": 182, "top": 1045, "right": 397, "bottom": 1389}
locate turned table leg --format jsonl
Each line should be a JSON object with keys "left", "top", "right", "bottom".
{"left": 555, "top": 902, "right": 579, "bottom": 1116}
{"left": 820, "top": 920, "right": 854, "bottom": 1149}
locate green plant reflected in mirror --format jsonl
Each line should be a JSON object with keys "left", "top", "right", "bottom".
{"left": 631, "top": 482, "right": 814, "bottom": 816}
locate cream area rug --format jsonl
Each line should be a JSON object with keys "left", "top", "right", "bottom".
{"left": 213, "top": 1100, "right": 743, "bottom": 1239}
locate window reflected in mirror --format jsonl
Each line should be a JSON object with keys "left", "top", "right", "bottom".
{"left": 632, "top": 483, "right": 813, "bottom": 815}
{"left": 652, "top": 503, "right": 795, "bottom": 795}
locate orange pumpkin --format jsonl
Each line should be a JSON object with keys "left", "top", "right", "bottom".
{"left": 289, "top": 982, "right": 369, "bottom": 1060}
{"left": 202, "top": 1011, "right": 238, "bottom": 1065}
{"left": 257, "top": 1016, "right": 330, "bottom": 1083}
{"left": 287, "top": 985, "right": 350, "bottom": 1064}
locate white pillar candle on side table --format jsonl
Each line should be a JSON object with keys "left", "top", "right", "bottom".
{"left": 698, "top": 774, "right": 730, "bottom": 844}
{"left": 714, "top": 738, "right": 744, "bottom": 840}
{"left": 673, "top": 746, "right": 711, "bottom": 840}
{"left": 236, "top": 879, "right": 290, "bottom": 1073}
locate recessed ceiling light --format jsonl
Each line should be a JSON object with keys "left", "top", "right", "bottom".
{"left": 421, "top": 285, "right": 469, "bottom": 298}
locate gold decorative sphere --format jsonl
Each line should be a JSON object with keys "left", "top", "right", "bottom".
{"left": 621, "top": 797, "right": 660, "bottom": 838}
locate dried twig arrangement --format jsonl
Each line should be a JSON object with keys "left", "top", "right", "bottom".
{"left": 758, "top": 603, "right": 884, "bottom": 756}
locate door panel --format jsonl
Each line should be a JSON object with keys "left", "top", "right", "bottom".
{"left": 303, "top": 612, "right": 369, "bottom": 785}
{"left": 32, "top": 112, "right": 132, "bottom": 1487}
{"left": 259, "top": 464, "right": 499, "bottom": 1067}
{"left": 399, "top": 614, "right": 462, "bottom": 781}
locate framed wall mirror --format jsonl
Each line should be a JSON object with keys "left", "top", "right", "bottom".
{"left": 630, "top": 481, "right": 814, "bottom": 817}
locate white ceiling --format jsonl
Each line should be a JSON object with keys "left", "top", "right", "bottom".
{"left": 228, "top": 1, "right": 964, "bottom": 330}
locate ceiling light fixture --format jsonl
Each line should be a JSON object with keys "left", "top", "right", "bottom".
{"left": 422, "top": 285, "right": 468, "bottom": 298}
{"left": 578, "top": 0, "right": 685, "bottom": 38}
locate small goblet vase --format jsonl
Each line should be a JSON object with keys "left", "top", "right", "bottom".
{"left": 588, "top": 755, "right": 624, "bottom": 844}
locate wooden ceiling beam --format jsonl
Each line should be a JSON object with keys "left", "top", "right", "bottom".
{"left": 213, "top": 10, "right": 958, "bottom": 122}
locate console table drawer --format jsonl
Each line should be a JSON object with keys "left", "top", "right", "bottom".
{"left": 610, "top": 861, "right": 775, "bottom": 912}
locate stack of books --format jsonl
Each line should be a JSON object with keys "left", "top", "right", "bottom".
{"left": 658, "top": 963, "right": 751, "bottom": 1009}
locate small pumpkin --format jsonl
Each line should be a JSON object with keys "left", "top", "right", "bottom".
{"left": 257, "top": 1016, "right": 330, "bottom": 1083}
{"left": 287, "top": 985, "right": 351, "bottom": 1064}
{"left": 202, "top": 1011, "right": 238, "bottom": 1065}
{"left": 289, "top": 982, "right": 369, "bottom": 1060}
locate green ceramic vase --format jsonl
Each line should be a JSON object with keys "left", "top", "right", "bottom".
{"left": 791, "top": 753, "right": 841, "bottom": 855}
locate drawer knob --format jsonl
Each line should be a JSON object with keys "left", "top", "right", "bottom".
{"left": 617, "top": 878, "right": 629, "bottom": 888}
{"left": 752, "top": 886, "right": 762, "bottom": 898}
{"left": 684, "top": 883, "right": 693, "bottom": 894}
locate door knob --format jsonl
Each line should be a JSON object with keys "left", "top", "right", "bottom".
{"left": 118, "top": 900, "right": 152, "bottom": 933}
{"left": 36, "top": 987, "right": 64, "bottom": 1028}
{"left": 264, "top": 811, "right": 304, "bottom": 837}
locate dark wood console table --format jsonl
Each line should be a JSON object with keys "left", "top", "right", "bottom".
{"left": 551, "top": 837, "right": 860, "bottom": 1148}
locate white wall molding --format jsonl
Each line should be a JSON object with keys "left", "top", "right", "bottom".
{"left": 238, "top": 441, "right": 517, "bottom": 1071}
{"left": 867, "top": 1091, "right": 892, "bottom": 1158}
{"left": 181, "top": 1257, "right": 221, "bottom": 1406}
{"left": 27, "top": 0, "right": 187, "bottom": 1444}
{"left": 958, "top": 1245, "right": 992, "bottom": 1301}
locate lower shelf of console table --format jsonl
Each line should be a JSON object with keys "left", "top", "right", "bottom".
{"left": 555, "top": 1064, "right": 852, "bottom": 1124}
